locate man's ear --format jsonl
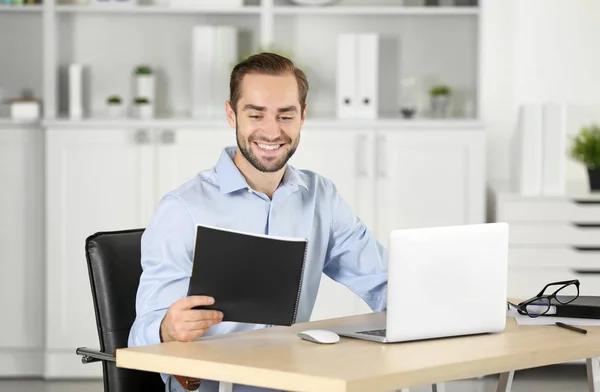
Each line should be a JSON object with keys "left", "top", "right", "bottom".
{"left": 301, "top": 104, "right": 308, "bottom": 124}
{"left": 225, "top": 101, "right": 237, "bottom": 128}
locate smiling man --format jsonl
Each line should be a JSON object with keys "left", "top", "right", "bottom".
{"left": 128, "top": 53, "right": 388, "bottom": 392}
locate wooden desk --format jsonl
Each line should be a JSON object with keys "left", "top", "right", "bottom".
{"left": 116, "top": 312, "right": 600, "bottom": 392}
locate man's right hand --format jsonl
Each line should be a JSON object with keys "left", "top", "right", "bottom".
{"left": 160, "top": 296, "right": 224, "bottom": 343}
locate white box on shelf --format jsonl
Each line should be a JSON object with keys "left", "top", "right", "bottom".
{"left": 68, "top": 64, "right": 85, "bottom": 119}
{"left": 10, "top": 101, "right": 40, "bottom": 123}
{"left": 510, "top": 103, "right": 543, "bottom": 195}
{"left": 191, "top": 25, "right": 238, "bottom": 119}
{"left": 541, "top": 102, "right": 566, "bottom": 196}
{"left": 336, "top": 33, "right": 358, "bottom": 119}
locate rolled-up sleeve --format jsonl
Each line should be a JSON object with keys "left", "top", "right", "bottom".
{"left": 323, "top": 182, "right": 388, "bottom": 312}
{"left": 128, "top": 194, "right": 196, "bottom": 348}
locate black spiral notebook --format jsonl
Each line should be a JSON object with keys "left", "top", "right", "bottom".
{"left": 187, "top": 224, "right": 308, "bottom": 326}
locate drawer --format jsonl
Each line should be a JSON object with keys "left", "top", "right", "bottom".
{"left": 508, "top": 267, "right": 600, "bottom": 301}
{"left": 509, "top": 247, "right": 600, "bottom": 270}
{"left": 509, "top": 224, "right": 600, "bottom": 246}
{"left": 498, "top": 199, "right": 600, "bottom": 222}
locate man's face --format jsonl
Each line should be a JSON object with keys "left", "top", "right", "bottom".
{"left": 227, "top": 72, "right": 305, "bottom": 173}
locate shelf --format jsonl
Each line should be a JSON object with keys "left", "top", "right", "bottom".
{"left": 273, "top": 6, "right": 479, "bottom": 16}
{"left": 0, "top": 4, "right": 42, "bottom": 12}
{"left": 41, "top": 115, "right": 484, "bottom": 130}
{"left": 0, "top": 118, "right": 42, "bottom": 128}
{"left": 490, "top": 181, "right": 600, "bottom": 202}
{"left": 55, "top": 4, "right": 260, "bottom": 14}
{"left": 43, "top": 116, "right": 228, "bottom": 129}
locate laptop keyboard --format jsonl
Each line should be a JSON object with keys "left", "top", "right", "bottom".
{"left": 357, "top": 329, "right": 386, "bottom": 337}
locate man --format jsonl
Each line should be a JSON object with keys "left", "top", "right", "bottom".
{"left": 128, "top": 52, "right": 388, "bottom": 392}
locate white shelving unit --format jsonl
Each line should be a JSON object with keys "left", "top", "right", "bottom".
{"left": 0, "top": 0, "right": 480, "bottom": 124}
{"left": 0, "top": 0, "right": 486, "bottom": 380}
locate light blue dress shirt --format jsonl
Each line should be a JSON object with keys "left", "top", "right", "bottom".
{"left": 128, "top": 146, "right": 388, "bottom": 392}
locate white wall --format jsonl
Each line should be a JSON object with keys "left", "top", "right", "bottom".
{"left": 481, "top": 0, "right": 600, "bottom": 185}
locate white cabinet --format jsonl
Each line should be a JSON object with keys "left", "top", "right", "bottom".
{"left": 288, "top": 128, "right": 376, "bottom": 320}
{"left": 0, "top": 127, "right": 44, "bottom": 376}
{"left": 376, "top": 130, "right": 485, "bottom": 244}
{"left": 45, "top": 128, "right": 156, "bottom": 378}
{"left": 44, "top": 125, "right": 485, "bottom": 376}
{"left": 155, "top": 128, "right": 236, "bottom": 198}
{"left": 44, "top": 126, "right": 235, "bottom": 377}
{"left": 492, "top": 185, "right": 600, "bottom": 301}
{"left": 288, "top": 127, "right": 485, "bottom": 321}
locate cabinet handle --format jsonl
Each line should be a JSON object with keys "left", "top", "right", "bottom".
{"left": 376, "top": 134, "right": 386, "bottom": 178}
{"left": 356, "top": 134, "right": 367, "bottom": 177}
{"left": 572, "top": 246, "right": 600, "bottom": 252}
{"left": 572, "top": 223, "right": 600, "bottom": 228}
{"left": 572, "top": 199, "right": 600, "bottom": 205}
{"left": 161, "top": 129, "right": 175, "bottom": 144}
{"left": 134, "top": 129, "right": 150, "bottom": 144}
{"left": 572, "top": 269, "right": 600, "bottom": 275}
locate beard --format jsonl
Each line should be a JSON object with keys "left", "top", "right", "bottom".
{"left": 236, "top": 123, "right": 299, "bottom": 173}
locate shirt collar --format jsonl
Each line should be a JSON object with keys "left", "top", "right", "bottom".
{"left": 215, "top": 146, "right": 308, "bottom": 194}
{"left": 282, "top": 163, "right": 308, "bottom": 192}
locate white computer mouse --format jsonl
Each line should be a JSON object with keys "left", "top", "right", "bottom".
{"left": 297, "top": 329, "right": 340, "bottom": 344}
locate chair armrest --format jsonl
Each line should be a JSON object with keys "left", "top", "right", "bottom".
{"left": 76, "top": 347, "right": 115, "bottom": 364}
{"left": 76, "top": 347, "right": 201, "bottom": 390}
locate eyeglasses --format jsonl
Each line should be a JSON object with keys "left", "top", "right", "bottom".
{"left": 511, "top": 279, "right": 580, "bottom": 318}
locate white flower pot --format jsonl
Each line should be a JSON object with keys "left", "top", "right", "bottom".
{"left": 135, "top": 104, "right": 153, "bottom": 119}
{"left": 431, "top": 95, "right": 450, "bottom": 118}
{"left": 107, "top": 104, "right": 123, "bottom": 118}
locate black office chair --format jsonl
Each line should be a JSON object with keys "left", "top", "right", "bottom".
{"left": 75, "top": 228, "right": 200, "bottom": 392}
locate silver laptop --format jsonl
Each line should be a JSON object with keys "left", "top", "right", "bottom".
{"left": 333, "top": 222, "right": 509, "bottom": 343}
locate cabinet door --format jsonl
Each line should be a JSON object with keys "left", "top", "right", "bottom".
{"left": 375, "top": 130, "right": 485, "bottom": 244}
{"left": 0, "top": 128, "right": 44, "bottom": 376}
{"left": 45, "top": 128, "right": 155, "bottom": 378}
{"left": 287, "top": 127, "right": 376, "bottom": 320}
{"left": 155, "top": 128, "right": 236, "bottom": 201}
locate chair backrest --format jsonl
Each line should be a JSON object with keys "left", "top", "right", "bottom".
{"left": 85, "top": 228, "right": 164, "bottom": 392}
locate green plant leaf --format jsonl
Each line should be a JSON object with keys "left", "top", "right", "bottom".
{"left": 134, "top": 65, "right": 152, "bottom": 75}
{"left": 106, "top": 95, "right": 121, "bottom": 104}
{"left": 134, "top": 97, "right": 150, "bottom": 104}
{"left": 429, "top": 85, "right": 451, "bottom": 96}
{"left": 570, "top": 124, "right": 600, "bottom": 170}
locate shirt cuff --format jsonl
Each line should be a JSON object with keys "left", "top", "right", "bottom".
{"left": 147, "top": 313, "right": 165, "bottom": 346}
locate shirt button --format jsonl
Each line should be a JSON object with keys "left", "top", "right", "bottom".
{"left": 248, "top": 189, "right": 253, "bottom": 193}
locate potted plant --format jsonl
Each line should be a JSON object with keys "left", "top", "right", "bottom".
{"left": 106, "top": 95, "right": 123, "bottom": 118}
{"left": 133, "top": 97, "right": 152, "bottom": 119}
{"left": 429, "top": 85, "right": 451, "bottom": 118}
{"left": 133, "top": 65, "right": 155, "bottom": 115}
{"left": 570, "top": 123, "right": 600, "bottom": 191}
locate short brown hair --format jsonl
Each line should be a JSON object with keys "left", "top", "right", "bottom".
{"left": 229, "top": 52, "right": 309, "bottom": 113}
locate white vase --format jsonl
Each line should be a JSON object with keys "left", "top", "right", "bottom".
{"left": 135, "top": 104, "right": 153, "bottom": 119}
{"left": 135, "top": 75, "right": 154, "bottom": 102}
{"left": 107, "top": 104, "right": 123, "bottom": 118}
{"left": 431, "top": 95, "right": 449, "bottom": 118}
